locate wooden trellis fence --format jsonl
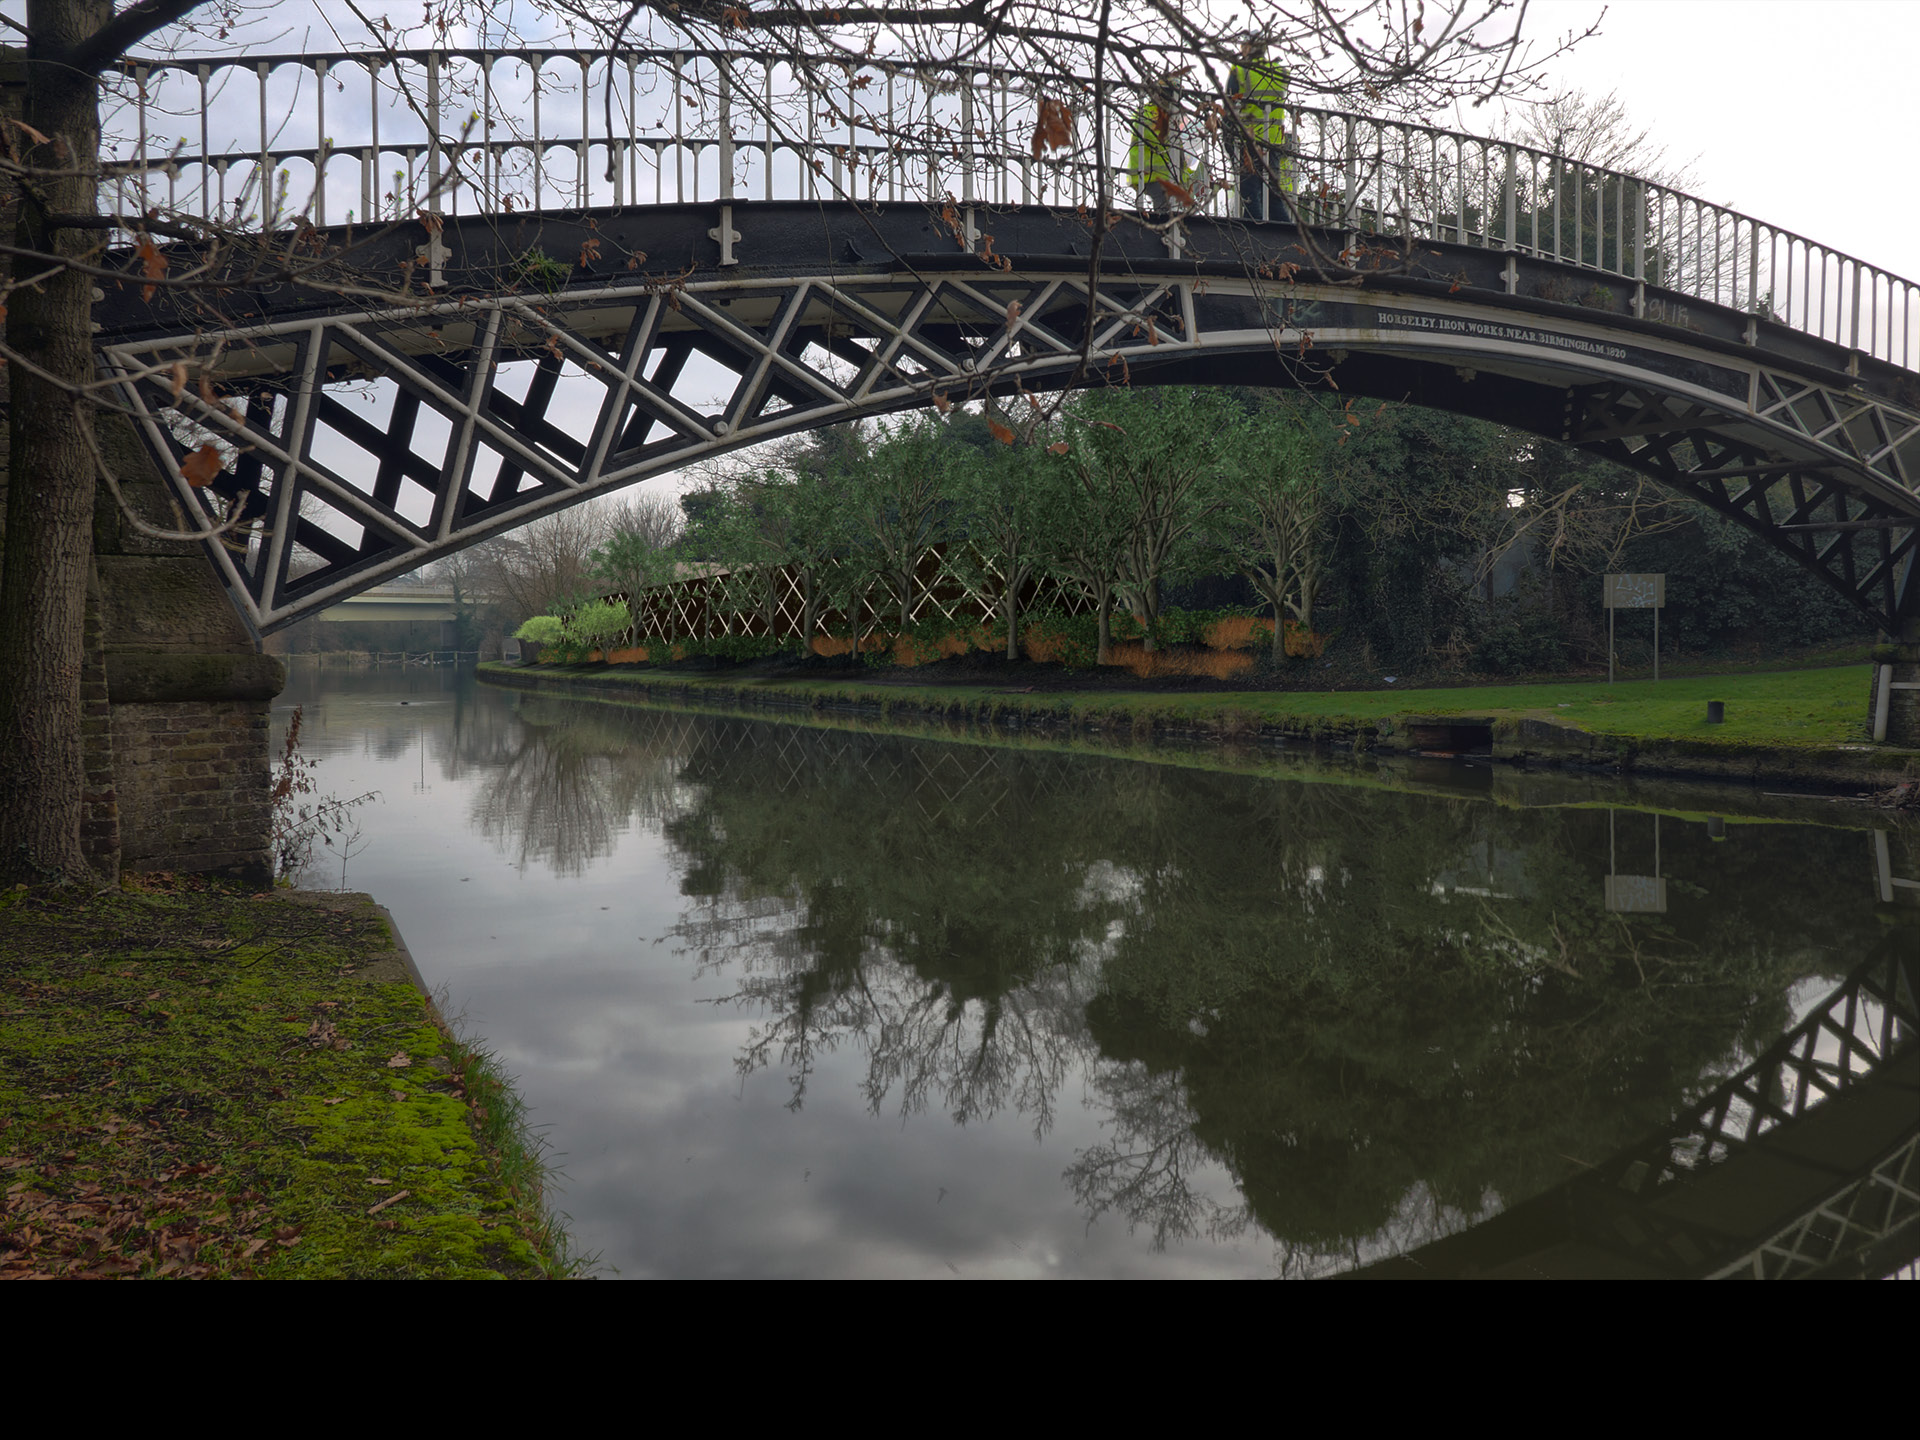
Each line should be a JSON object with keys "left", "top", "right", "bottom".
{"left": 603, "top": 545, "right": 1096, "bottom": 653}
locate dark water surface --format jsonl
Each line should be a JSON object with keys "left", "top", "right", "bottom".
{"left": 275, "top": 663, "right": 1899, "bottom": 1277}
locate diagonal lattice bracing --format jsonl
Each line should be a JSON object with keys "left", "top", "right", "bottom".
{"left": 1706, "top": 1131, "right": 1920, "bottom": 1279}
{"left": 1349, "top": 938, "right": 1919, "bottom": 1278}
{"left": 609, "top": 542, "right": 1094, "bottom": 655}
{"left": 1567, "top": 381, "right": 1920, "bottom": 626}
{"left": 1597, "top": 944, "right": 1916, "bottom": 1205}
{"left": 104, "top": 261, "right": 1920, "bottom": 636}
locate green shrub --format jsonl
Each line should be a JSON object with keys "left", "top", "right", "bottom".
{"left": 563, "top": 599, "right": 632, "bottom": 652}
{"left": 514, "top": 616, "right": 564, "bottom": 646}
{"left": 674, "top": 634, "right": 790, "bottom": 663}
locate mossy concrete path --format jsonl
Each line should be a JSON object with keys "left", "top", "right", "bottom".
{"left": 0, "top": 881, "right": 571, "bottom": 1279}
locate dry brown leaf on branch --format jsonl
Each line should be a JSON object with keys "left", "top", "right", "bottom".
{"left": 1047, "top": 441, "right": 1070, "bottom": 455}
{"left": 579, "top": 237, "right": 602, "bottom": 267}
{"left": 4, "top": 117, "right": 51, "bottom": 147}
{"left": 168, "top": 362, "right": 187, "bottom": 402}
{"left": 180, "top": 445, "right": 223, "bottom": 487}
{"left": 1004, "top": 300, "right": 1022, "bottom": 334}
{"left": 135, "top": 235, "right": 167, "bottom": 302}
{"left": 1030, "top": 98, "right": 1073, "bottom": 159}
{"left": 987, "top": 420, "right": 1015, "bottom": 446}
{"left": 932, "top": 391, "right": 952, "bottom": 415}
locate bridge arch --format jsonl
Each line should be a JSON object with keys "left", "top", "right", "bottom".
{"left": 91, "top": 50, "right": 1920, "bottom": 637}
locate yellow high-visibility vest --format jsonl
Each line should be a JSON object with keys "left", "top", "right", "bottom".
{"left": 1229, "top": 59, "right": 1292, "bottom": 190}
{"left": 1230, "top": 59, "right": 1287, "bottom": 144}
{"left": 1127, "top": 101, "right": 1180, "bottom": 187}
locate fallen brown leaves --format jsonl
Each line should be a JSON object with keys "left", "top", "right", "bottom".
{"left": 1, "top": 1150, "right": 279, "bottom": 1281}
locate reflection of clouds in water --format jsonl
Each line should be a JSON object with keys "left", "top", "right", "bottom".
{"left": 279, "top": 676, "right": 1892, "bottom": 1275}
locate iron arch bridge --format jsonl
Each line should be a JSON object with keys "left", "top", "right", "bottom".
{"left": 92, "top": 48, "right": 1920, "bottom": 636}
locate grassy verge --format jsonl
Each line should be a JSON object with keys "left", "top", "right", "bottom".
{"left": 0, "top": 878, "right": 582, "bottom": 1279}
{"left": 483, "top": 660, "right": 1878, "bottom": 752}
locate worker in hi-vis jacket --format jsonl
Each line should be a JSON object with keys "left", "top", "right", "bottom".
{"left": 1229, "top": 49, "right": 1292, "bottom": 222}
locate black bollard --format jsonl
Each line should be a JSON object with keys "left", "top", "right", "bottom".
{"left": 1707, "top": 700, "right": 1725, "bottom": 724}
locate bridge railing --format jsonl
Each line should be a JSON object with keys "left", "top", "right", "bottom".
{"left": 100, "top": 47, "right": 1918, "bottom": 370}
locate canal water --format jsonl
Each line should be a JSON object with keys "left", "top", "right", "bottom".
{"left": 275, "top": 663, "right": 1898, "bottom": 1277}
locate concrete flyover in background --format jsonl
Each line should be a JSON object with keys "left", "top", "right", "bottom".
{"left": 314, "top": 585, "right": 462, "bottom": 624}
{"left": 86, "top": 46, "right": 1920, "bottom": 739}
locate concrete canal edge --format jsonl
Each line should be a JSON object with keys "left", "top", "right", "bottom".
{"left": 478, "top": 662, "right": 1920, "bottom": 794}
{"left": 306, "top": 890, "right": 587, "bottom": 1278}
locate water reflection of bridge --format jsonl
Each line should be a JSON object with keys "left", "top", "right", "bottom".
{"left": 1344, "top": 940, "right": 1919, "bottom": 1279}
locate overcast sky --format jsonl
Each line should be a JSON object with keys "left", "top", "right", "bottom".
{"left": 1511, "top": 0, "right": 1918, "bottom": 278}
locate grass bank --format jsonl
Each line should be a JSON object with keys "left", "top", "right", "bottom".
{"left": 481, "top": 659, "right": 1918, "bottom": 786}
{"left": 0, "top": 879, "right": 580, "bottom": 1280}
{"left": 481, "top": 660, "right": 1920, "bottom": 790}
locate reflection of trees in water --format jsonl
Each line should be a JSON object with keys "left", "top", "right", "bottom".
{"left": 469, "top": 698, "right": 695, "bottom": 874}
{"left": 432, "top": 675, "right": 528, "bottom": 779}
{"left": 1067, "top": 773, "right": 1879, "bottom": 1259}
{"left": 1063, "top": 1058, "right": 1250, "bottom": 1251}
{"left": 667, "top": 727, "right": 1128, "bottom": 1135}
{"left": 464, "top": 698, "right": 1881, "bottom": 1259}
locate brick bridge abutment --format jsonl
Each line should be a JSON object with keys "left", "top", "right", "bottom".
{"left": 1, "top": 415, "right": 284, "bottom": 887}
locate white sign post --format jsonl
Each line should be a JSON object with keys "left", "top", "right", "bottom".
{"left": 1605, "top": 810, "right": 1667, "bottom": 914}
{"left": 1603, "top": 573, "right": 1666, "bottom": 684}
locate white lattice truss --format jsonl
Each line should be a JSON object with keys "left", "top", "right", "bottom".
{"left": 1706, "top": 1129, "right": 1920, "bottom": 1280}
{"left": 1590, "top": 943, "right": 1920, "bottom": 1277}
{"left": 107, "top": 268, "right": 1920, "bottom": 636}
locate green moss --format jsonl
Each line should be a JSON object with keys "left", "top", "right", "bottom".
{"left": 0, "top": 884, "right": 576, "bottom": 1280}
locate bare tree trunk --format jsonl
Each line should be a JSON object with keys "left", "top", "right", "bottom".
{"left": 1140, "top": 575, "right": 1162, "bottom": 652}
{"left": 799, "top": 567, "right": 816, "bottom": 655}
{"left": 1003, "top": 583, "right": 1020, "bottom": 661}
{"left": 1096, "top": 588, "right": 1113, "bottom": 666}
{"left": 0, "top": 1, "right": 110, "bottom": 883}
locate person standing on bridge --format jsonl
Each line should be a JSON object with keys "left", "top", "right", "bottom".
{"left": 1229, "top": 46, "right": 1293, "bottom": 223}
{"left": 1129, "top": 82, "right": 1194, "bottom": 216}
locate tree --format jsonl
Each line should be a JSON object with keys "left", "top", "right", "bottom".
{"left": 839, "top": 415, "right": 965, "bottom": 635}
{"left": 593, "top": 492, "right": 686, "bottom": 602}
{"left": 469, "top": 508, "right": 610, "bottom": 630}
{"left": 1212, "top": 406, "right": 1324, "bottom": 658}
{"left": 1064, "top": 387, "right": 1240, "bottom": 651}
{"left": 951, "top": 411, "right": 1075, "bottom": 661}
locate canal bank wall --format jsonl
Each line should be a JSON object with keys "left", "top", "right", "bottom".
{"left": 479, "top": 661, "right": 1920, "bottom": 794}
